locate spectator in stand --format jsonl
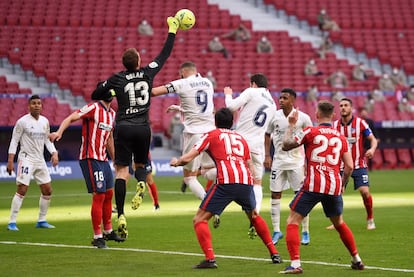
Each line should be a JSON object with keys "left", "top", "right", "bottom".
{"left": 205, "top": 70, "right": 217, "bottom": 89}
{"left": 390, "top": 68, "right": 407, "bottom": 88}
{"left": 407, "top": 85, "right": 414, "bottom": 101}
{"left": 167, "top": 111, "right": 184, "bottom": 153}
{"left": 363, "top": 94, "right": 375, "bottom": 113}
{"left": 304, "top": 59, "right": 323, "bottom": 76}
{"left": 352, "top": 62, "right": 372, "bottom": 81}
{"left": 331, "top": 89, "right": 346, "bottom": 102}
{"left": 317, "top": 37, "right": 333, "bottom": 59}
{"left": 208, "top": 36, "right": 230, "bottom": 58}
{"left": 256, "top": 36, "right": 273, "bottom": 53}
{"left": 317, "top": 9, "right": 340, "bottom": 31}
{"left": 137, "top": 19, "right": 154, "bottom": 36}
{"left": 306, "top": 84, "right": 319, "bottom": 106}
{"left": 325, "top": 70, "right": 348, "bottom": 89}
{"left": 398, "top": 97, "right": 413, "bottom": 112}
{"left": 378, "top": 73, "right": 395, "bottom": 92}
{"left": 370, "top": 89, "right": 385, "bottom": 102}
{"left": 222, "top": 23, "right": 251, "bottom": 42}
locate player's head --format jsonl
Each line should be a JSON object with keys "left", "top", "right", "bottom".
{"left": 122, "top": 48, "right": 141, "bottom": 71}
{"left": 339, "top": 98, "right": 353, "bottom": 118}
{"left": 179, "top": 61, "right": 197, "bottom": 78}
{"left": 215, "top": 108, "right": 233, "bottom": 129}
{"left": 316, "top": 100, "right": 334, "bottom": 121}
{"left": 250, "top": 73, "right": 268, "bottom": 88}
{"left": 279, "top": 88, "right": 296, "bottom": 110}
{"left": 28, "top": 94, "right": 42, "bottom": 118}
{"left": 94, "top": 81, "right": 114, "bottom": 103}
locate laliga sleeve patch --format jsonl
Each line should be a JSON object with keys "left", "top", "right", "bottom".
{"left": 149, "top": 62, "right": 159, "bottom": 68}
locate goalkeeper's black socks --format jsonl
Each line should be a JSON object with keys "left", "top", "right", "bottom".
{"left": 115, "top": 178, "right": 126, "bottom": 217}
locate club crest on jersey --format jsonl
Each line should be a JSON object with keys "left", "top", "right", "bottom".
{"left": 97, "top": 181, "right": 103, "bottom": 189}
{"left": 149, "top": 62, "right": 159, "bottom": 68}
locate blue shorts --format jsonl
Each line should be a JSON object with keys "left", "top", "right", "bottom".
{"left": 199, "top": 183, "right": 256, "bottom": 215}
{"left": 289, "top": 190, "right": 343, "bottom": 218}
{"left": 350, "top": 168, "right": 369, "bottom": 190}
{"left": 79, "top": 159, "right": 114, "bottom": 193}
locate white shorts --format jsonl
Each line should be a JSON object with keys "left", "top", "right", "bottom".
{"left": 16, "top": 155, "right": 51, "bottom": 186}
{"left": 251, "top": 151, "right": 264, "bottom": 180}
{"left": 182, "top": 132, "right": 214, "bottom": 172}
{"left": 269, "top": 167, "right": 304, "bottom": 192}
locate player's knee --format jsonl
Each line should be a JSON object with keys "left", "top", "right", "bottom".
{"left": 202, "top": 167, "right": 217, "bottom": 180}
{"left": 40, "top": 184, "right": 52, "bottom": 196}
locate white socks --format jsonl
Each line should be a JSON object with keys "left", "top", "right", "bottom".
{"left": 38, "top": 194, "right": 51, "bottom": 222}
{"left": 270, "top": 198, "right": 281, "bottom": 232}
{"left": 9, "top": 193, "right": 24, "bottom": 223}
{"left": 301, "top": 214, "right": 310, "bottom": 233}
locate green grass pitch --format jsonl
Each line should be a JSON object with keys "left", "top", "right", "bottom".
{"left": 0, "top": 170, "right": 413, "bottom": 276}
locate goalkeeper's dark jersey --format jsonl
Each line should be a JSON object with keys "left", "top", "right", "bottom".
{"left": 92, "top": 33, "right": 175, "bottom": 126}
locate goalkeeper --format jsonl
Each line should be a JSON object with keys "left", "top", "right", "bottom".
{"left": 91, "top": 16, "right": 180, "bottom": 239}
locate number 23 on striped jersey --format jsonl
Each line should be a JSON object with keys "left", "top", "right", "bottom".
{"left": 311, "top": 135, "right": 342, "bottom": 165}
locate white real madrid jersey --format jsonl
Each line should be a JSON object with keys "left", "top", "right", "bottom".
{"left": 170, "top": 74, "right": 215, "bottom": 134}
{"left": 8, "top": 114, "right": 56, "bottom": 162}
{"left": 225, "top": 87, "right": 276, "bottom": 152}
{"left": 266, "top": 109, "right": 313, "bottom": 170}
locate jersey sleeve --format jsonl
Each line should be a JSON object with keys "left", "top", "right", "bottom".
{"left": 169, "top": 79, "right": 182, "bottom": 94}
{"left": 77, "top": 103, "right": 97, "bottom": 119}
{"left": 44, "top": 118, "right": 57, "bottom": 154}
{"left": 225, "top": 88, "right": 251, "bottom": 111}
{"left": 8, "top": 118, "right": 23, "bottom": 154}
{"left": 144, "top": 33, "right": 176, "bottom": 78}
{"left": 361, "top": 119, "right": 373, "bottom": 137}
{"left": 194, "top": 132, "right": 210, "bottom": 153}
{"left": 294, "top": 126, "right": 312, "bottom": 145}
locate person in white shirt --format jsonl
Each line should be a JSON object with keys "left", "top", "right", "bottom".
{"left": 224, "top": 73, "right": 277, "bottom": 237}
{"left": 152, "top": 61, "right": 216, "bottom": 201}
{"left": 264, "top": 88, "right": 313, "bottom": 245}
{"left": 6, "top": 95, "right": 59, "bottom": 231}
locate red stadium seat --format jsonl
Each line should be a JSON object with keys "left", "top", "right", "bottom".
{"left": 396, "top": 148, "right": 412, "bottom": 169}
{"left": 382, "top": 148, "right": 398, "bottom": 169}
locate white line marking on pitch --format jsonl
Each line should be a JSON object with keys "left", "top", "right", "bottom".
{"left": 0, "top": 241, "right": 413, "bottom": 273}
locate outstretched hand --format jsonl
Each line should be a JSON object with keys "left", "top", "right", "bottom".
{"left": 223, "top": 86, "right": 233, "bottom": 96}
{"left": 49, "top": 132, "right": 61, "bottom": 142}
{"left": 167, "top": 16, "right": 179, "bottom": 34}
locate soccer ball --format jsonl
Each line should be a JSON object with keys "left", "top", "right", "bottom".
{"left": 175, "top": 9, "right": 196, "bottom": 30}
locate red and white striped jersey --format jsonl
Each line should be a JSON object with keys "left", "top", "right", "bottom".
{"left": 194, "top": 128, "right": 254, "bottom": 185}
{"left": 78, "top": 102, "right": 115, "bottom": 161}
{"left": 294, "top": 125, "right": 349, "bottom": 196}
{"left": 333, "top": 116, "right": 372, "bottom": 169}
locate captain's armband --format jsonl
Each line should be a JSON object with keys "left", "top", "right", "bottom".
{"left": 165, "top": 83, "right": 175, "bottom": 94}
